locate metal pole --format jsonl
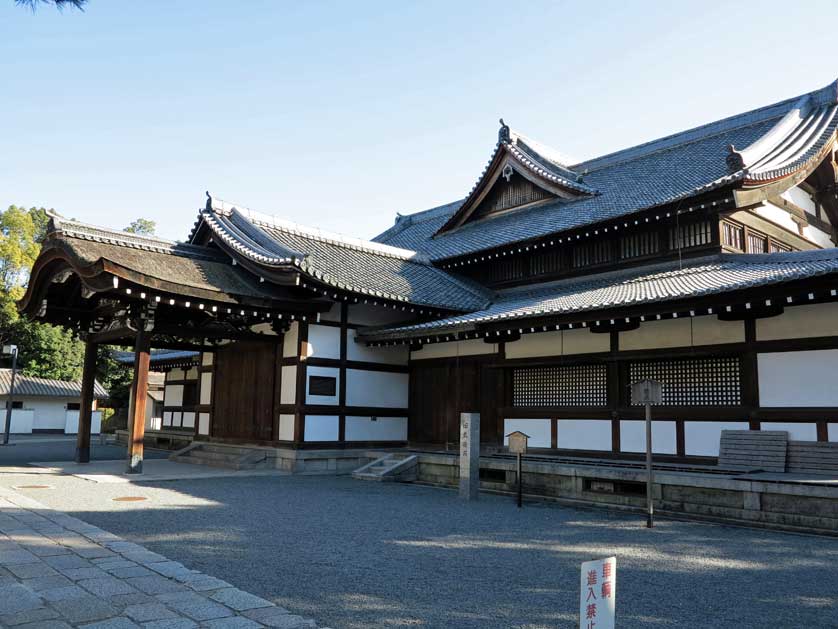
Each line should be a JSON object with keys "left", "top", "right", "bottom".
{"left": 3, "top": 348, "right": 18, "bottom": 446}
{"left": 517, "top": 452, "right": 523, "bottom": 508}
{"left": 645, "top": 401, "right": 654, "bottom": 528}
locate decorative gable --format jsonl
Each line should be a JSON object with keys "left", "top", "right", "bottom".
{"left": 435, "top": 120, "right": 597, "bottom": 234}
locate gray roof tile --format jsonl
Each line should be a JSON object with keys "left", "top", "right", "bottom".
{"left": 0, "top": 369, "right": 108, "bottom": 399}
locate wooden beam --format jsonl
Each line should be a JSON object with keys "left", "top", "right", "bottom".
{"left": 74, "top": 341, "right": 98, "bottom": 464}
{"left": 126, "top": 326, "right": 150, "bottom": 474}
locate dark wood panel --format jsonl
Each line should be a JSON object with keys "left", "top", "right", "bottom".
{"left": 212, "top": 341, "right": 277, "bottom": 441}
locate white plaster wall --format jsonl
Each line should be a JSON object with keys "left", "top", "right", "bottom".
{"left": 758, "top": 349, "right": 838, "bottom": 407}
{"left": 503, "top": 418, "right": 551, "bottom": 448}
{"left": 411, "top": 339, "right": 498, "bottom": 361}
{"left": 304, "top": 415, "right": 339, "bottom": 441}
{"left": 506, "top": 328, "right": 609, "bottom": 359}
{"left": 198, "top": 413, "right": 210, "bottom": 435}
{"left": 305, "top": 366, "right": 340, "bottom": 405}
{"left": 185, "top": 368, "right": 198, "bottom": 380}
{"left": 345, "top": 370, "right": 408, "bottom": 408}
{"left": 348, "top": 329, "right": 409, "bottom": 364}
{"left": 7, "top": 409, "right": 33, "bottom": 434}
{"left": 318, "top": 302, "right": 342, "bottom": 323}
{"left": 283, "top": 322, "right": 299, "bottom": 358}
{"left": 278, "top": 414, "right": 295, "bottom": 441}
{"left": 169, "top": 368, "right": 185, "bottom": 380}
{"left": 620, "top": 317, "right": 744, "bottom": 351}
{"left": 182, "top": 412, "right": 195, "bottom": 429}
{"left": 759, "top": 422, "right": 817, "bottom": 441}
{"left": 199, "top": 373, "right": 213, "bottom": 405}
{"left": 201, "top": 352, "right": 213, "bottom": 366}
{"left": 250, "top": 322, "right": 279, "bottom": 336}
{"left": 782, "top": 186, "right": 817, "bottom": 214}
{"left": 63, "top": 411, "right": 101, "bottom": 435}
{"left": 345, "top": 416, "right": 408, "bottom": 441}
{"left": 348, "top": 303, "right": 414, "bottom": 327}
{"left": 619, "top": 420, "right": 677, "bottom": 454}
{"left": 829, "top": 423, "right": 838, "bottom": 442}
{"left": 164, "top": 384, "right": 184, "bottom": 407}
{"left": 280, "top": 365, "right": 297, "bottom": 404}
{"left": 163, "top": 411, "right": 172, "bottom": 427}
{"left": 29, "top": 399, "right": 69, "bottom": 431}
{"left": 557, "top": 419, "right": 612, "bottom": 451}
{"left": 305, "top": 324, "right": 341, "bottom": 360}
{"left": 756, "top": 303, "right": 838, "bottom": 341}
{"left": 685, "top": 421, "right": 749, "bottom": 456}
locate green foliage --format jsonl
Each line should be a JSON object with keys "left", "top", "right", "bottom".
{"left": 124, "top": 218, "right": 156, "bottom": 236}
{"left": 95, "top": 345, "right": 132, "bottom": 410}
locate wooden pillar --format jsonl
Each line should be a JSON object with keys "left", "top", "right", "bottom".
{"left": 126, "top": 326, "right": 150, "bottom": 474}
{"left": 74, "top": 341, "right": 98, "bottom": 464}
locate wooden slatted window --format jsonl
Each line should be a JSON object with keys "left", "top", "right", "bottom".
{"left": 620, "top": 231, "right": 659, "bottom": 259}
{"left": 629, "top": 357, "right": 741, "bottom": 406}
{"left": 747, "top": 232, "right": 768, "bottom": 253}
{"left": 513, "top": 364, "right": 608, "bottom": 407}
{"left": 572, "top": 240, "right": 612, "bottom": 268}
{"left": 769, "top": 241, "right": 791, "bottom": 253}
{"left": 669, "top": 220, "right": 713, "bottom": 250}
{"left": 529, "top": 249, "right": 562, "bottom": 276}
{"left": 722, "top": 222, "right": 744, "bottom": 251}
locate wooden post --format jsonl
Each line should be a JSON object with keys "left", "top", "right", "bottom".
{"left": 75, "top": 341, "right": 98, "bottom": 464}
{"left": 126, "top": 326, "right": 150, "bottom": 474}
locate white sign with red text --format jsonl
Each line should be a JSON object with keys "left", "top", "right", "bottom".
{"left": 579, "top": 556, "right": 616, "bottom": 629}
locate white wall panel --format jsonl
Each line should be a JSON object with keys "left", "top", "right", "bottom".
{"left": 319, "top": 303, "right": 342, "bottom": 323}
{"left": 185, "top": 368, "right": 198, "bottom": 380}
{"left": 619, "top": 420, "right": 677, "bottom": 454}
{"left": 756, "top": 303, "right": 838, "bottom": 341}
{"left": 163, "top": 412, "right": 173, "bottom": 427}
{"left": 62, "top": 410, "right": 100, "bottom": 435}
{"left": 345, "top": 370, "right": 408, "bottom": 408}
{"left": 164, "top": 385, "right": 184, "bottom": 407}
{"left": 620, "top": 317, "right": 744, "bottom": 351}
{"left": 304, "top": 415, "right": 339, "bottom": 441}
{"left": 305, "top": 366, "right": 340, "bottom": 405}
{"left": 168, "top": 368, "right": 185, "bottom": 380}
{"left": 198, "top": 413, "right": 210, "bottom": 435}
{"left": 280, "top": 365, "right": 297, "bottom": 404}
{"left": 199, "top": 373, "right": 213, "bottom": 405}
{"left": 305, "top": 324, "right": 341, "bottom": 360}
{"left": 503, "top": 419, "right": 551, "bottom": 448}
{"left": 348, "top": 329, "right": 408, "bottom": 364}
{"left": 506, "top": 329, "right": 610, "bottom": 359}
{"left": 30, "top": 399, "right": 69, "bottom": 431}
{"left": 201, "top": 352, "right": 213, "bottom": 366}
{"left": 760, "top": 422, "right": 817, "bottom": 442}
{"left": 278, "top": 414, "right": 295, "bottom": 441}
{"left": 829, "top": 423, "right": 838, "bottom": 442}
{"left": 345, "top": 416, "right": 408, "bottom": 441}
{"left": 181, "top": 412, "right": 195, "bottom": 429}
{"left": 282, "top": 322, "right": 299, "bottom": 358}
{"left": 412, "top": 339, "right": 498, "bottom": 361}
{"left": 557, "top": 419, "right": 612, "bottom": 451}
{"left": 758, "top": 349, "right": 838, "bottom": 407}
{"left": 685, "top": 422, "right": 749, "bottom": 456}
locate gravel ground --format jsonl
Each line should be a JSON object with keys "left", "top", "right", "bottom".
{"left": 0, "top": 470, "right": 836, "bottom": 629}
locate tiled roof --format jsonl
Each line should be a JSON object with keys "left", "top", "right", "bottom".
{"left": 46, "top": 215, "right": 283, "bottom": 304}
{"left": 0, "top": 369, "right": 108, "bottom": 399}
{"left": 111, "top": 349, "right": 200, "bottom": 366}
{"left": 358, "top": 248, "right": 838, "bottom": 341}
{"left": 374, "top": 80, "right": 838, "bottom": 261}
{"left": 196, "top": 200, "right": 491, "bottom": 312}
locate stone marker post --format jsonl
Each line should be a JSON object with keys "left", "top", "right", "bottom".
{"left": 459, "top": 412, "right": 480, "bottom": 500}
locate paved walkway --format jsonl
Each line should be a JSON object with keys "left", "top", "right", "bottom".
{"left": 0, "top": 486, "right": 328, "bottom": 629}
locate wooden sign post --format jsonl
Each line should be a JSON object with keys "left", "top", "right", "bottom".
{"left": 631, "top": 379, "right": 663, "bottom": 528}
{"left": 506, "top": 431, "right": 529, "bottom": 508}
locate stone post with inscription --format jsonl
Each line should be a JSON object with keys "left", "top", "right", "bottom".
{"left": 459, "top": 412, "right": 480, "bottom": 500}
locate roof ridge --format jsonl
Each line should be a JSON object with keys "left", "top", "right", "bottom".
{"left": 209, "top": 198, "right": 431, "bottom": 264}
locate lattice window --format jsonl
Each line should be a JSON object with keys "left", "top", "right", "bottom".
{"left": 620, "top": 231, "right": 659, "bottom": 259}
{"left": 629, "top": 357, "right": 741, "bottom": 406}
{"left": 747, "top": 232, "right": 767, "bottom": 253}
{"left": 529, "top": 249, "right": 562, "bottom": 276}
{"left": 513, "top": 364, "right": 608, "bottom": 407}
{"left": 722, "top": 221, "right": 744, "bottom": 251}
{"left": 572, "top": 240, "right": 612, "bottom": 268}
{"left": 473, "top": 174, "right": 554, "bottom": 219}
{"left": 769, "top": 241, "right": 791, "bottom": 253}
{"left": 669, "top": 220, "right": 712, "bottom": 250}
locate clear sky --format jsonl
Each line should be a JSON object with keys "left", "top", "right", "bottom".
{"left": 2, "top": 0, "right": 837, "bottom": 242}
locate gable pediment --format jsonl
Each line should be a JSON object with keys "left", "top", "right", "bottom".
{"left": 436, "top": 121, "right": 597, "bottom": 234}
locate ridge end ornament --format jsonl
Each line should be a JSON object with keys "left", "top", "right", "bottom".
{"left": 498, "top": 118, "right": 511, "bottom": 144}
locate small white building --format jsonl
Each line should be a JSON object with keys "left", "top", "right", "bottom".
{"left": 0, "top": 369, "right": 107, "bottom": 435}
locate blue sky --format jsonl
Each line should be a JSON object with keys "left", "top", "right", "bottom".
{"left": 2, "top": 0, "right": 837, "bottom": 241}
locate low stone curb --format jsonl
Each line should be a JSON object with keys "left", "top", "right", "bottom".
{"left": 0, "top": 485, "right": 332, "bottom": 629}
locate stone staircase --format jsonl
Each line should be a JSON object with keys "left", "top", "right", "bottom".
{"left": 170, "top": 442, "right": 273, "bottom": 470}
{"left": 352, "top": 452, "right": 418, "bottom": 482}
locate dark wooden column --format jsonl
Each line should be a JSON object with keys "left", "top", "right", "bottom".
{"left": 126, "top": 326, "right": 150, "bottom": 474}
{"left": 74, "top": 341, "right": 98, "bottom": 464}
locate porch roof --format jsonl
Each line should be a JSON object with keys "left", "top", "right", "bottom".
{"left": 357, "top": 248, "right": 838, "bottom": 342}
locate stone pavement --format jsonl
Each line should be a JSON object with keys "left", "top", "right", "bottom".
{"left": 0, "top": 487, "right": 329, "bottom": 629}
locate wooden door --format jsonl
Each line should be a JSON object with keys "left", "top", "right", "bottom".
{"left": 212, "top": 341, "right": 278, "bottom": 442}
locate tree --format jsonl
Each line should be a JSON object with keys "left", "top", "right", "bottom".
{"left": 124, "top": 218, "right": 156, "bottom": 236}
{"left": 15, "top": 0, "right": 86, "bottom": 10}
